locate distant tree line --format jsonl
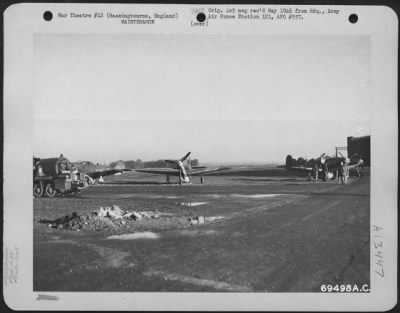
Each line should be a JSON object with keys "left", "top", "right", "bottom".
{"left": 190, "top": 159, "right": 199, "bottom": 166}
{"left": 108, "top": 158, "right": 200, "bottom": 169}
{"left": 74, "top": 161, "right": 97, "bottom": 173}
{"left": 73, "top": 157, "right": 200, "bottom": 171}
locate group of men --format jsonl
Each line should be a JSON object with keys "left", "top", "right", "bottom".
{"left": 310, "top": 155, "right": 351, "bottom": 184}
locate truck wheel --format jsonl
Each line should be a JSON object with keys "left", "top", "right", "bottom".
{"left": 33, "top": 181, "right": 44, "bottom": 198}
{"left": 44, "top": 183, "right": 57, "bottom": 198}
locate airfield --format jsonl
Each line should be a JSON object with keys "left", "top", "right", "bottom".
{"left": 34, "top": 166, "right": 370, "bottom": 292}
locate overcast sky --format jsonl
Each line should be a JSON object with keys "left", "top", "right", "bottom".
{"left": 33, "top": 34, "right": 370, "bottom": 164}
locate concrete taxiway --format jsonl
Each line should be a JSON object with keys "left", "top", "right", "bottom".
{"left": 34, "top": 169, "right": 370, "bottom": 292}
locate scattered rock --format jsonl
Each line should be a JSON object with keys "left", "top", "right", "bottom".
{"left": 132, "top": 212, "right": 142, "bottom": 220}
{"left": 96, "top": 205, "right": 125, "bottom": 219}
{"left": 188, "top": 216, "right": 223, "bottom": 226}
{"left": 139, "top": 212, "right": 148, "bottom": 218}
{"left": 189, "top": 216, "right": 205, "bottom": 225}
{"left": 189, "top": 218, "right": 198, "bottom": 225}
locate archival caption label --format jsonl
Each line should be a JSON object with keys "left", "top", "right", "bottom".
{"left": 56, "top": 7, "right": 341, "bottom": 26}
{"left": 204, "top": 7, "right": 340, "bottom": 21}
{"left": 3, "top": 245, "right": 19, "bottom": 286}
{"left": 372, "top": 225, "right": 384, "bottom": 278}
{"left": 57, "top": 12, "right": 177, "bottom": 25}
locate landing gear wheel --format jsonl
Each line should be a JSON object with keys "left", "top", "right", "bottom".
{"left": 33, "top": 181, "right": 44, "bottom": 198}
{"left": 44, "top": 183, "right": 57, "bottom": 198}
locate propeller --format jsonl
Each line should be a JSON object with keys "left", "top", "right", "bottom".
{"left": 165, "top": 152, "right": 191, "bottom": 164}
{"left": 164, "top": 152, "right": 192, "bottom": 183}
{"left": 337, "top": 151, "right": 350, "bottom": 164}
{"left": 187, "top": 156, "right": 192, "bottom": 174}
{"left": 180, "top": 152, "right": 191, "bottom": 162}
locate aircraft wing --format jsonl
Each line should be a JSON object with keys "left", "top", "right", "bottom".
{"left": 322, "top": 160, "right": 362, "bottom": 173}
{"left": 134, "top": 168, "right": 180, "bottom": 175}
{"left": 329, "top": 161, "right": 363, "bottom": 172}
{"left": 190, "top": 167, "right": 231, "bottom": 176}
{"left": 86, "top": 169, "right": 131, "bottom": 179}
{"left": 347, "top": 161, "right": 363, "bottom": 170}
{"left": 287, "top": 166, "right": 314, "bottom": 173}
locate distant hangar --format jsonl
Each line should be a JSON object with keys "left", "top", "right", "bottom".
{"left": 347, "top": 135, "right": 370, "bottom": 166}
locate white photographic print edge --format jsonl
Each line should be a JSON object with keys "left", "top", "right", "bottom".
{"left": 3, "top": 3, "right": 398, "bottom": 311}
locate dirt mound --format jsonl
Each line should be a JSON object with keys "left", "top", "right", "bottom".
{"left": 40, "top": 205, "right": 225, "bottom": 233}
{"left": 42, "top": 205, "right": 163, "bottom": 232}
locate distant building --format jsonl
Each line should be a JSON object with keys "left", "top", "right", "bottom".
{"left": 347, "top": 135, "right": 370, "bottom": 166}
{"left": 112, "top": 160, "right": 126, "bottom": 169}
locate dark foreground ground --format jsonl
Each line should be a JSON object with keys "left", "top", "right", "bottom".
{"left": 34, "top": 168, "right": 370, "bottom": 292}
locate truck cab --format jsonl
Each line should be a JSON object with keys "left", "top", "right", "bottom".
{"left": 33, "top": 155, "right": 86, "bottom": 197}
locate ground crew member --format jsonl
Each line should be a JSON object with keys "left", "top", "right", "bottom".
{"left": 323, "top": 162, "right": 329, "bottom": 181}
{"left": 356, "top": 166, "right": 361, "bottom": 177}
{"left": 337, "top": 162, "right": 345, "bottom": 184}
{"left": 312, "top": 163, "right": 319, "bottom": 182}
{"left": 58, "top": 153, "right": 70, "bottom": 174}
{"left": 320, "top": 156, "right": 329, "bottom": 181}
{"left": 344, "top": 158, "right": 350, "bottom": 184}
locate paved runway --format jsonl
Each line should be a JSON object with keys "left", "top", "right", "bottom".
{"left": 34, "top": 170, "right": 370, "bottom": 292}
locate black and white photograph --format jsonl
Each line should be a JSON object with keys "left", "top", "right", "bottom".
{"left": 3, "top": 3, "right": 397, "bottom": 311}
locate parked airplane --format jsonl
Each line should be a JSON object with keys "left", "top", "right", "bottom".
{"left": 284, "top": 152, "right": 364, "bottom": 180}
{"left": 82, "top": 169, "right": 131, "bottom": 185}
{"left": 134, "top": 152, "right": 230, "bottom": 184}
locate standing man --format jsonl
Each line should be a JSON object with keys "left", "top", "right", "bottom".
{"left": 344, "top": 158, "right": 350, "bottom": 184}
{"left": 337, "top": 162, "right": 345, "bottom": 184}
{"left": 58, "top": 153, "right": 70, "bottom": 174}
{"left": 313, "top": 162, "right": 319, "bottom": 182}
{"left": 323, "top": 162, "right": 329, "bottom": 181}
{"left": 320, "top": 154, "right": 329, "bottom": 181}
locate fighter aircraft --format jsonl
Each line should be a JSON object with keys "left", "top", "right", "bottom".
{"left": 70, "top": 160, "right": 132, "bottom": 185}
{"left": 134, "top": 152, "right": 230, "bottom": 184}
{"left": 284, "top": 152, "right": 364, "bottom": 180}
{"left": 83, "top": 169, "right": 132, "bottom": 184}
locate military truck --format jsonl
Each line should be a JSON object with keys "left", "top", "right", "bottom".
{"left": 33, "top": 155, "right": 87, "bottom": 198}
